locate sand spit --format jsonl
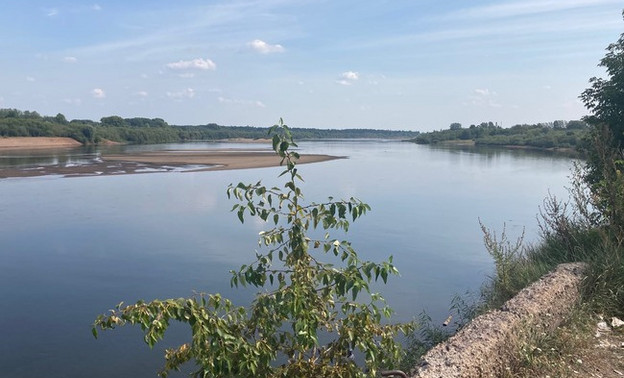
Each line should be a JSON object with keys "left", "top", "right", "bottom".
{"left": 102, "top": 150, "right": 339, "bottom": 171}
{"left": 0, "top": 149, "right": 343, "bottom": 179}
{"left": 0, "top": 137, "right": 83, "bottom": 149}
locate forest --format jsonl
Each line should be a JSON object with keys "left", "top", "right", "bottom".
{"left": 0, "top": 109, "right": 419, "bottom": 144}
{"left": 411, "top": 120, "right": 589, "bottom": 149}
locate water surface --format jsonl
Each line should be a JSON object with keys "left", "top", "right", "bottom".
{"left": 0, "top": 140, "right": 574, "bottom": 377}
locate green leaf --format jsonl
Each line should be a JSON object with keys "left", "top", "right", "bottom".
{"left": 381, "top": 269, "right": 388, "bottom": 283}
{"left": 272, "top": 134, "right": 280, "bottom": 152}
{"left": 352, "top": 286, "right": 359, "bottom": 300}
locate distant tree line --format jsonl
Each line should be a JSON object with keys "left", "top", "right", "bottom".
{"left": 411, "top": 120, "right": 589, "bottom": 149}
{"left": 0, "top": 109, "right": 419, "bottom": 145}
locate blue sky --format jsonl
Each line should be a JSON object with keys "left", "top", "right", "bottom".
{"left": 0, "top": 1, "right": 622, "bottom": 130}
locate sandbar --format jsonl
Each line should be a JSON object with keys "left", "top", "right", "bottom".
{"left": 0, "top": 149, "right": 343, "bottom": 179}
{"left": 103, "top": 150, "right": 339, "bottom": 171}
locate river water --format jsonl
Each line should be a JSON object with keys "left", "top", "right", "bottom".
{"left": 0, "top": 140, "right": 574, "bottom": 377}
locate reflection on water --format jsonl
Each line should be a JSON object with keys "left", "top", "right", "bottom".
{"left": 427, "top": 143, "right": 580, "bottom": 160}
{"left": 0, "top": 146, "right": 99, "bottom": 168}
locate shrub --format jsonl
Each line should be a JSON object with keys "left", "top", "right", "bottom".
{"left": 93, "top": 120, "right": 414, "bottom": 377}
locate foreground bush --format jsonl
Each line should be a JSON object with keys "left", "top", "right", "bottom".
{"left": 93, "top": 121, "right": 413, "bottom": 377}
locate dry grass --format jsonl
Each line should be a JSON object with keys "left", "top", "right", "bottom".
{"left": 503, "top": 307, "right": 624, "bottom": 378}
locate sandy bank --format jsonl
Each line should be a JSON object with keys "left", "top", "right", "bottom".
{"left": 0, "top": 149, "right": 343, "bottom": 179}
{"left": 0, "top": 137, "right": 82, "bottom": 149}
{"left": 102, "top": 150, "right": 338, "bottom": 171}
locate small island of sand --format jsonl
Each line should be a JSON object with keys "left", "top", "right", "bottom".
{"left": 103, "top": 150, "right": 340, "bottom": 172}
{"left": 0, "top": 137, "right": 343, "bottom": 178}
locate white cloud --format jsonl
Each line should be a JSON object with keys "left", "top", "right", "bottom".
{"left": 92, "top": 4, "right": 102, "bottom": 11}
{"left": 336, "top": 71, "right": 360, "bottom": 85}
{"left": 45, "top": 8, "right": 58, "bottom": 17}
{"left": 218, "top": 96, "right": 265, "bottom": 107}
{"left": 543, "top": 85, "right": 552, "bottom": 90}
{"left": 336, "top": 79, "right": 352, "bottom": 86}
{"left": 63, "top": 56, "right": 77, "bottom": 63}
{"left": 135, "top": 91, "right": 148, "bottom": 97}
{"left": 248, "top": 39, "right": 285, "bottom": 54}
{"left": 26, "top": 76, "right": 35, "bottom": 82}
{"left": 341, "top": 71, "right": 359, "bottom": 81}
{"left": 167, "top": 88, "right": 195, "bottom": 100}
{"left": 92, "top": 88, "right": 105, "bottom": 98}
{"left": 166, "top": 58, "right": 216, "bottom": 70}
{"left": 470, "top": 88, "right": 500, "bottom": 107}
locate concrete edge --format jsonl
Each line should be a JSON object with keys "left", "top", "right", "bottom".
{"left": 411, "top": 262, "right": 587, "bottom": 378}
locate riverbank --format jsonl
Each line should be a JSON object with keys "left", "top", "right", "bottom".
{"left": 0, "top": 136, "right": 83, "bottom": 149}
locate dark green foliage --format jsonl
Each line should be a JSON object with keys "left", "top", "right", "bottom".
{"left": 0, "top": 108, "right": 97, "bottom": 143}
{"left": 580, "top": 12, "right": 624, "bottom": 150}
{"left": 580, "top": 12, "right": 624, "bottom": 215}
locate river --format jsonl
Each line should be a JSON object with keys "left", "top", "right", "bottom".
{"left": 0, "top": 140, "right": 574, "bottom": 377}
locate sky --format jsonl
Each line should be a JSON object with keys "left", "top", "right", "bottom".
{"left": 0, "top": 1, "right": 622, "bottom": 131}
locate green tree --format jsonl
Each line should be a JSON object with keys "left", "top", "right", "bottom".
{"left": 566, "top": 120, "right": 588, "bottom": 130}
{"left": 553, "top": 120, "right": 566, "bottom": 129}
{"left": 93, "top": 120, "right": 413, "bottom": 377}
{"left": 100, "top": 115, "right": 126, "bottom": 127}
{"left": 580, "top": 12, "right": 624, "bottom": 148}
{"left": 580, "top": 11, "right": 624, "bottom": 238}
{"left": 55, "top": 113, "right": 68, "bottom": 124}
